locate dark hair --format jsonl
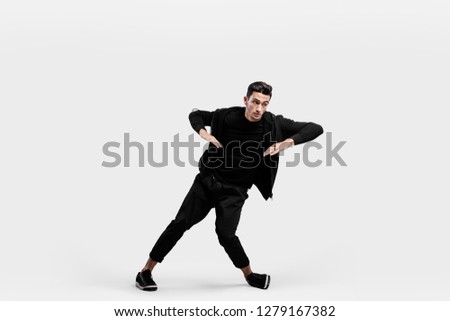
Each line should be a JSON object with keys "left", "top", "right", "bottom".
{"left": 246, "top": 81, "right": 272, "bottom": 99}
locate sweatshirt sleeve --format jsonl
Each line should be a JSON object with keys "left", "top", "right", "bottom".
{"left": 188, "top": 109, "right": 214, "bottom": 134}
{"left": 277, "top": 115, "right": 324, "bottom": 145}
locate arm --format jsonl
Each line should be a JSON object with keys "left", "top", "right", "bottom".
{"left": 188, "top": 109, "right": 214, "bottom": 134}
{"left": 264, "top": 116, "right": 323, "bottom": 156}
{"left": 188, "top": 109, "right": 223, "bottom": 148}
{"left": 278, "top": 116, "right": 324, "bottom": 145}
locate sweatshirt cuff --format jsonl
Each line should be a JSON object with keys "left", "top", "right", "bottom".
{"left": 290, "top": 133, "right": 304, "bottom": 145}
{"left": 193, "top": 125, "right": 206, "bottom": 134}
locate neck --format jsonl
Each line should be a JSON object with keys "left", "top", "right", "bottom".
{"left": 244, "top": 110, "right": 260, "bottom": 123}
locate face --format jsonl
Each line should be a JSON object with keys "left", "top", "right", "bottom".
{"left": 244, "top": 91, "right": 271, "bottom": 122}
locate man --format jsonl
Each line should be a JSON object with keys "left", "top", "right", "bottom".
{"left": 136, "top": 81, "right": 323, "bottom": 291}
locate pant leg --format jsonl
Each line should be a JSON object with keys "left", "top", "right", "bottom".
{"left": 150, "top": 173, "right": 214, "bottom": 263}
{"left": 214, "top": 181, "right": 250, "bottom": 269}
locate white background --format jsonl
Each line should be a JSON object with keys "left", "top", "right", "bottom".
{"left": 1, "top": 0, "right": 449, "bottom": 301}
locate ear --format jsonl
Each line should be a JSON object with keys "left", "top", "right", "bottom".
{"left": 243, "top": 96, "right": 249, "bottom": 105}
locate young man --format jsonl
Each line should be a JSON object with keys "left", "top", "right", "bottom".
{"left": 136, "top": 81, "right": 323, "bottom": 291}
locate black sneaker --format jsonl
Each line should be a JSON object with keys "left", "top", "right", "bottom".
{"left": 136, "top": 270, "right": 158, "bottom": 291}
{"left": 246, "top": 272, "right": 270, "bottom": 289}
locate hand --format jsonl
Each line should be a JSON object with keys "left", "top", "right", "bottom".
{"left": 199, "top": 129, "right": 223, "bottom": 149}
{"left": 263, "top": 139, "right": 294, "bottom": 156}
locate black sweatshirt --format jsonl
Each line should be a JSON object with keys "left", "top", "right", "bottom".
{"left": 199, "top": 108, "right": 264, "bottom": 188}
{"left": 189, "top": 106, "right": 323, "bottom": 200}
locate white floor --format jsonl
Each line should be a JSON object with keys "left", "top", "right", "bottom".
{"left": 2, "top": 208, "right": 449, "bottom": 301}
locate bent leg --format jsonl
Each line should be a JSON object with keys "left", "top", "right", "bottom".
{"left": 214, "top": 184, "right": 249, "bottom": 269}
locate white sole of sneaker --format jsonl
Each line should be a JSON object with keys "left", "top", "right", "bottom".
{"left": 135, "top": 282, "right": 158, "bottom": 291}
{"left": 264, "top": 275, "right": 271, "bottom": 289}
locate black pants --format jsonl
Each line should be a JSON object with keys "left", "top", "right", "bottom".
{"left": 150, "top": 172, "right": 250, "bottom": 268}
